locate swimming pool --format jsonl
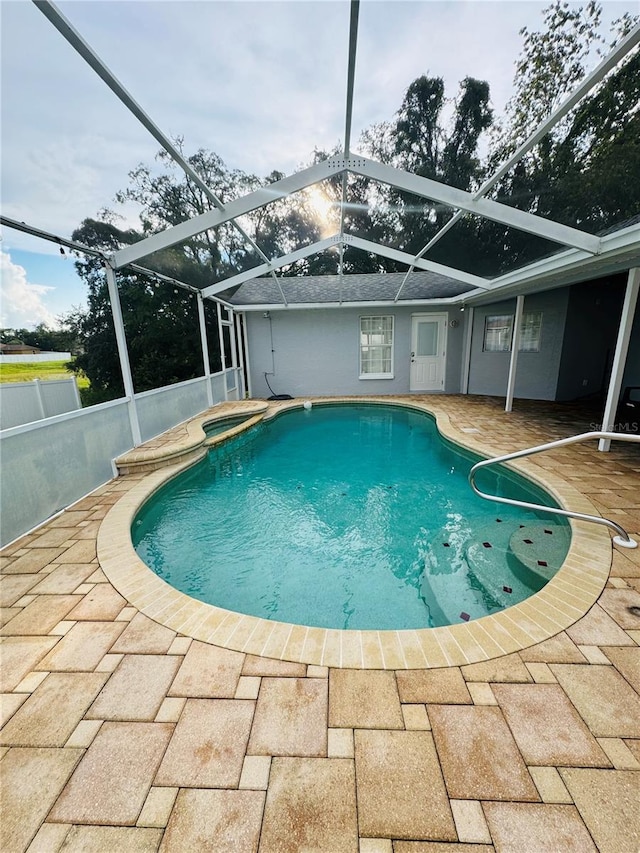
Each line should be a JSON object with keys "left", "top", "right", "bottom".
{"left": 133, "top": 403, "right": 570, "bottom": 630}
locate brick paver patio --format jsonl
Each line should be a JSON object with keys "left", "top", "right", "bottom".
{"left": 1, "top": 396, "right": 639, "bottom": 852}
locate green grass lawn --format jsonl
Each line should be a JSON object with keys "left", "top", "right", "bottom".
{"left": 0, "top": 360, "right": 90, "bottom": 389}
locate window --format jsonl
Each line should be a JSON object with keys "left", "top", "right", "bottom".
{"left": 360, "top": 315, "right": 394, "bottom": 378}
{"left": 483, "top": 315, "right": 513, "bottom": 352}
{"left": 483, "top": 312, "right": 543, "bottom": 353}
{"left": 519, "top": 311, "right": 543, "bottom": 352}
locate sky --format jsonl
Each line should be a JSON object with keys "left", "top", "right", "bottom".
{"left": 1, "top": 0, "right": 636, "bottom": 330}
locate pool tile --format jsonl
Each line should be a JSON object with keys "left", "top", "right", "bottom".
{"left": 461, "top": 652, "right": 533, "bottom": 683}
{"left": 355, "top": 729, "right": 455, "bottom": 840}
{"left": 259, "top": 758, "right": 358, "bottom": 853}
{"left": 434, "top": 628, "right": 470, "bottom": 666}
{"left": 465, "top": 619, "right": 508, "bottom": 660}
{"left": 482, "top": 802, "right": 597, "bottom": 853}
{"left": 0, "top": 747, "right": 82, "bottom": 853}
{"left": 87, "top": 654, "right": 182, "bottom": 721}
{"left": 378, "top": 631, "right": 407, "bottom": 669}
{"left": 37, "top": 621, "right": 126, "bottom": 671}
{"left": 396, "top": 668, "right": 472, "bottom": 704}
{"left": 279, "top": 623, "right": 309, "bottom": 662}
{"left": 0, "top": 636, "right": 58, "bottom": 691}
{"left": 0, "top": 672, "right": 107, "bottom": 747}
{"left": 321, "top": 628, "right": 342, "bottom": 667}
{"left": 242, "top": 653, "right": 306, "bottom": 677}
{"left": 360, "top": 631, "right": 386, "bottom": 668}
{"left": 341, "top": 631, "right": 364, "bottom": 668}
{"left": 168, "top": 640, "right": 244, "bottom": 698}
{"left": 0, "top": 595, "right": 81, "bottom": 636}
{"left": 415, "top": 631, "right": 452, "bottom": 668}
{"left": 491, "top": 683, "right": 609, "bottom": 767}
{"left": 550, "top": 664, "right": 640, "bottom": 737}
{"left": 159, "top": 789, "right": 264, "bottom": 853}
{"left": 155, "top": 698, "right": 253, "bottom": 787}
{"left": 58, "top": 826, "right": 163, "bottom": 852}
{"left": 329, "top": 670, "right": 403, "bottom": 729}
{"left": 248, "top": 677, "right": 327, "bottom": 756}
{"left": 307, "top": 664, "right": 328, "bottom": 677}
{"left": 429, "top": 705, "right": 539, "bottom": 801}
{"left": 398, "top": 631, "right": 429, "bottom": 668}
{"left": 110, "top": 612, "right": 177, "bottom": 654}
{"left": 566, "top": 603, "right": 635, "bottom": 646}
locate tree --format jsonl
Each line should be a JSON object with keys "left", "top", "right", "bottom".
{"left": 65, "top": 218, "right": 220, "bottom": 404}
{"left": 484, "top": 1, "right": 640, "bottom": 271}
{"left": 359, "top": 75, "right": 493, "bottom": 268}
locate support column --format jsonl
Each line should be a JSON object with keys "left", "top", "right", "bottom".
{"left": 461, "top": 306, "right": 474, "bottom": 395}
{"left": 105, "top": 264, "right": 141, "bottom": 446}
{"left": 216, "top": 303, "right": 228, "bottom": 401}
{"left": 235, "top": 312, "right": 247, "bottom": 399}
{"left": 33, "top": 378, "right": 46, "bottom": 419}
{"left": 241, "top": 312, "right": 253, "bottom": 398}
{"left": 505, "top": 294, "right": 524, "bottom": 413}
{"left": 197, "top": 292, "right": 213, "bottom": 408}
{"left": 599, "top": 267, "right": 640, "bottom": 452}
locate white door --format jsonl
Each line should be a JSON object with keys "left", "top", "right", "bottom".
{"left": 410, "top": 314, "right": 447, "bottom": 391}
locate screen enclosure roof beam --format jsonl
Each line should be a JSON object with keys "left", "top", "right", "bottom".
{"left": 202, "top": 233, "right": 490, "bottom": 298}
{"left": 33, "top": 0, "right": 275, "bottom": 269}
{"left": 348, "top": 157, "right": 601, "bottom": 255}
{"left": 113, "top": 160, "right": 335, "bottom": 268}
{"left": 404, "top": 22, "right": 640, "bottom": 267}
{"left": 345, "top": 236, "right": 491, "bottom": 289}
{"left": 201, "top": 236, "right": 342, "bottom": 298}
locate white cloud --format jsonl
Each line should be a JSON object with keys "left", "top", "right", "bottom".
{"left": 0, "top": 251, "right": 58, "bottom": 329}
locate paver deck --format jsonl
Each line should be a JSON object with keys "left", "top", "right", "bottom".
{"left": 1, "top": 395, "right": 639, "bottom": 852}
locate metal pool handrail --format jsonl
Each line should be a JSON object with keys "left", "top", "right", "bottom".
{"left": 468, "top": 431, "right": 640, "bottom": 549}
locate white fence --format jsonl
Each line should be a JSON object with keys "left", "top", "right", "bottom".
{"left": 0, "top": 377, "right": 82, "bottom": 430}
{"left": 0, "top": 351, "right": 72, "bottom": 363}
{"left": 0, "top": 368, "right": 243, "bottom": 547}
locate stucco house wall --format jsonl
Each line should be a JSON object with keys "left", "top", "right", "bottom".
{"left": 245, "top": 306, "right": 466, "bottom": 398}
{"left": 467, "top": 289, "right": 570, "bottom": 400}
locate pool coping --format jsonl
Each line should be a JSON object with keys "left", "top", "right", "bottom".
{"left": 97, "top": 396, "right": 614, "bottom": 669}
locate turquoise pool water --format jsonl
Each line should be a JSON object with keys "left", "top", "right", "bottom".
{"left": 133, "top": 404, "right": 570, "bottom": 630}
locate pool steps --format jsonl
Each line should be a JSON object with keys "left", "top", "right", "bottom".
{"left": 420, "top": 519, "right": 570, "bottom": 626}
